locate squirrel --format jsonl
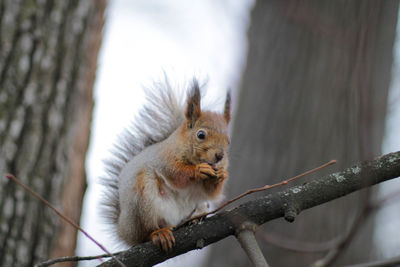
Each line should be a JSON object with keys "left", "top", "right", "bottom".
{"left": 100, "top": 78, "right": 231, "bottom": 252}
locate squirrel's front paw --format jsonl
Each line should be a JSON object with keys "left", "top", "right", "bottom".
{"left": 195, "top": 163, "right": 216, "bottom": 180}
{"left": 216, "top": 168, "right": 228, "bottom": 182}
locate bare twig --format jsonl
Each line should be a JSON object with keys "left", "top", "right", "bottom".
{"left": 369, "top": 190, "right": 400, "bottom": 210}
{"left": 5, "top": 174, "right": 125, "bottom": 267}
{"left": 34, "top": 252, "right": 122, "bottom": 267}
{"left": 184, "top": 159, "right": 336, "bottom": 225}
{"left": 260, "top": 232, "right": 341, "bottom": 253}
{"left": 311, "top": 187, "right": 400, "bottom": 267}
{"left": 310, "top": 189, "right": 371, "bottom": 267}
{"left": 344, "top": 255, "right": 400, "bottom": 267}
{"left": 236, "top": 222, "right": 269, "bottom": 267}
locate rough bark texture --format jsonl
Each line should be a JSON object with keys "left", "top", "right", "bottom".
{"left": 99, "top": 151, "right": 400, "bottom": 267}
{"left": 0, "top": 0, "right": 105, "bottom": 266}
{"left": 207, "top": 0, "right": 398, "bottom": 266}
{"left": 50, "top": 2, "right": 106, "bottom": 265}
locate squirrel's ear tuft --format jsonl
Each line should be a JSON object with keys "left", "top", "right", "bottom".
{"left": 223, "top": 90, "right": 231, "bottom": 123}
{"left": 185, "top": 79, "right": 201, "bottom": 128}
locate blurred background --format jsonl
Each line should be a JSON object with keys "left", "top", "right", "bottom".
{"left": 0, "top": 0, "right": 399, "bottom": 266}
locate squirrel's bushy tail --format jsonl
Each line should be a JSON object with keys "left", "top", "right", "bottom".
{"left": 100, "top": 78, "right": 192, "bottom": 233}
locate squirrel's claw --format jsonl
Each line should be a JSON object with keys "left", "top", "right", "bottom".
{"left": 150, "top": 227, "right": 175, "bottom": 252}
{"left": 196, "top": 163, "right": 216, "bottom": 180}
{"left": 189, "top": 213, "right": 207, "bottom": 225}
{"left": 216, "top": 168, "right": 228, "bottom": 182}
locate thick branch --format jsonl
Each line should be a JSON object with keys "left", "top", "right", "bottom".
{"left": 99, "top": 151, "right": 400, "bottom": 267}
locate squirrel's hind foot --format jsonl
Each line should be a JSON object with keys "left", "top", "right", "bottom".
{"left": 150, "top": 226, "right": 175, "bottom": 252}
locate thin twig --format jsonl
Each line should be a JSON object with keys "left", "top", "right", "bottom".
{"left": 183, "top": 159, "right": 336, "bottom": 225}
{"left": 34, "top": 252, "right": 122, "bottom": 267}
{"left": 343, "top": 255, "right": 400, "bottom": 267}
{"left": 311, "top": 190, "right": 370, "bottom": 267}
{"left": 369, "top": 190, "right": 400, "bottom": 210}
{"left": 311, "top": 189, "right": 400, "bottom": 267}
{"left": 5, "top": 174, "right": 126, "bottom": 267}
{"left": 260, "top": 232, "right": 341, "bottom": 253}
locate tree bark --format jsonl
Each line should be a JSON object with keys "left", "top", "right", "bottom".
{"left": 207, "top": 0, "right": 398, "bottom": 266}
{"left": 0, "top": 0, "right": 105, "bottom": 266}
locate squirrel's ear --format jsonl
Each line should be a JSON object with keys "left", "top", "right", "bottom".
{"left": 185, "top": 79, "right": 201, "bottom": 128}
{"left": 223, "top": 90, "right": 231, "bottom": 123}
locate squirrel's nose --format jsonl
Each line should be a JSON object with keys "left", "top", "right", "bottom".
{"left": 215, "top": 152, "right": 224, "bottom": 162}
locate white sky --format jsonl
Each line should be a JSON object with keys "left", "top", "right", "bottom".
{"left": 76, "top": 1, "right": 400, "bottom": 266}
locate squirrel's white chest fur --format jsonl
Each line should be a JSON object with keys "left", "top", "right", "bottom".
{"left": 151, "top": 173, "right": 208, "bottom": 226}
{"left": 118, "top": 155, "right": 209, "bottom": 229}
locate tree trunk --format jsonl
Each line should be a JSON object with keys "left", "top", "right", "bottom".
{"left": 0, "top": 0, "right": 105, "bottom": 266}
{"left": 207, "top": 0, "right": 398, "bottom": 266}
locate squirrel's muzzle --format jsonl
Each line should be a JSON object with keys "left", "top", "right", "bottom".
{"left": 215, "top": 152, "right": 224, "bottom": 163}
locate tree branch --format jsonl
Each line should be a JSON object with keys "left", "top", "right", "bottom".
{"left": 236, "top": 222, "right": 269, "bottom": 267}
{"left": 99, "top": 151, "right": 400, "bottom": 267}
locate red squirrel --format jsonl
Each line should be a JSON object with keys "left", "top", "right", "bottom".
{"left": 101, "top": 78, "right": 230, "bottom": 251}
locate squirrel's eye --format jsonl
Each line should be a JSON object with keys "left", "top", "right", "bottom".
{"left": 197, "top": 130, "right": 206, "bottom": 140}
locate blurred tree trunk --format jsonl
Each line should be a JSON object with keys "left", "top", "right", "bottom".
{"left": 207, "top": 0, "right": 398, "bottom": 266}
{"left": 0, "top": 0, "right": 106, "bottom": 266}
